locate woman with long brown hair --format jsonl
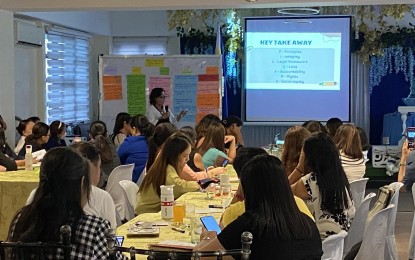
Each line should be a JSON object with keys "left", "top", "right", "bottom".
{"left": 281, "top": 126, "right": 311, "bottom": 183}
{"left": 334, "top": 124, "right": 365, "bottom": 182}
{"left": 135, "top": 133, "right": 199, "bottom": 214}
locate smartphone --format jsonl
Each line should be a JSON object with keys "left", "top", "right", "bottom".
{"left": 200, "top": 216, "right": 221, "bottom": 234}
{"left": 115, "top": 236, "right": 124, "bottom": 246}
{"left": 407, "top": 127, "right": 415, "bottom": 149}
{"left": 221, "top": 159, "right": 229, "bottom": 167}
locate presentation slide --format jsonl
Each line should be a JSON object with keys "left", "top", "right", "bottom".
{"left": 244, "top": 16, "right": 351, "bottom": 123}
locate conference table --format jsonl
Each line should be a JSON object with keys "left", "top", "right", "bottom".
{"left": 0, "top": 169, "right": 40, "bottom": 240}
{"left": 116, "top": 168, "right": 239, "bottom": 259}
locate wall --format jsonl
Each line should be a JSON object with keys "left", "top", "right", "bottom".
{"left": 0, "top": 10, "right": 16, "bottom": 143}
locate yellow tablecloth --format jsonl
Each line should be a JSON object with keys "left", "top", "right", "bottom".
{"left": 0, "top": 170, "right": 40, "bottom": 240}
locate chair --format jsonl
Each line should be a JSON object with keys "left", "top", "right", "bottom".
{"left": 355, "top": 204, "right": 395, "bottom": 260}
{"left": 136, "top": 167, "right": 146, "bottom": 187}
{"left": 321, "top": 230, "right": 348, "bottom": 260}
{"left": 119, "top": 180, "right": 139, "bottom": 207}
{"left": 349, "top": 177, "right": 369, "bottom": 209}
{"left": 384, "top": 182, "right": 404, "bottom": 260}
{"left": 107, "top": 231, "right": 253, "bottom": 260}
{"left": 0, "top": 225, "right": 72, "bottom": 260}
{"left": 106, "top": 164, "right": 135, "bottom": 221}
{"left": 408, "top": 183, "right": 415, "bottom": 260}
{"left": 343, "top": 192, "right": 376, "bottom": 256}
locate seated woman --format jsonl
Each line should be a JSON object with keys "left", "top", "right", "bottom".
{"left": 18, "top": 122, "right": 50, "bottom": 159}
{"left": 8, "top": 147, "right": 125, "bottom": 259}
{"left": 291, "top": 132, "right": 355, "bottom": 240}
{"left": 325, "top": 117, "right": 343, "bottom": 138}
{"left": 222, "top": 115, "right": 244, "bottom": 150}
{"left": 281, "top": 126, "right": 311, "bottom": 182}
{"left": 191, "top": 122, "right": 236, "bottom": 172}
{"left": 356, "top": 126, "right": 371, "bottom": 162}
{"left": 194, "top": 155, "right": 323, "bottom": 259}
{"left": 302, "top": 120, "right": 328, "bottom": 134}
{"left": 14, "top": 119, "right": 35, "bottom": 154}
{"left": 89, "top": 121, "right": 120, "bottom": 189}
{"left": 111, "top": 112, "right": 131, "bottom": 149}
{"left": 194, "top": 114, "right": 221, "bottom": 148}
{"left": 145, "top": 88, "right": 187, "bottom": 126}
{"left": 221, "top": 147, "right": 314, "bottom": 228}
{"left": 117, "top": 115, "right": 154, "bottom": 183}
{"left": 334, "top": 124, "right": 366, "bottom": 182}
{"left": 179, "top": 126, "right": 225, "bottom": 181}
{"left": 42, "top": 120, "right": 67, "bottom": 151}
{"left": 135, "top": 133, "right": 199, "bottom": 215}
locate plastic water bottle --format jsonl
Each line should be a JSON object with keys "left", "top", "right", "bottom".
{"left": 25, "top": 145, "right": 33, "bottom": 171}
{"left": 160, "top": 185, "right": 174, "bottom": 220}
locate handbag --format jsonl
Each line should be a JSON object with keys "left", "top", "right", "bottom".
{"left": 367, "top": 185, "right": 394, "bottom": 223}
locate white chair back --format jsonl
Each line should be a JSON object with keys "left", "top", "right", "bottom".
{"left": 355, "top": 204, "right": 395, "bottom": 260}
{"left": 408, "top": 183, "right": 415, "bottom": 259}
{"left": 136, "top": 167, "right": 146, "bottom": 187}
{"left": 343, "top": 192, "right": 376, "bottom": 256}
{"left": 321, "top": 230, "right": 348, "bottom": 260}
{"left": 349, "top": 177, "right": 369, "bottom": 209}
{"left": 106, "top": 164, "right": 135, "bottom": 221}
{"left": 119, "top": 180, "right": 139, "bottom": 207}
{"left": 384, "top": 182, "right": 403, "bottom": 260}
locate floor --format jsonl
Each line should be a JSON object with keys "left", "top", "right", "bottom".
{"left": 366, "top": 188, "right": 413, "bottom": 260}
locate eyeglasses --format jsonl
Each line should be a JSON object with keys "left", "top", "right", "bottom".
{"left": 158, "top": 95, "right": 168, "bottom": 99}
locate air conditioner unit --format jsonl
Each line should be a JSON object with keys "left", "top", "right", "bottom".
{"left": 15, "top": 21, "right": 44, "bottom": 47}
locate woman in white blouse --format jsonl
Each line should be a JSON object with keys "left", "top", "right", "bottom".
{"left": 145, "top": 88, "right": 187, "bottom": 126}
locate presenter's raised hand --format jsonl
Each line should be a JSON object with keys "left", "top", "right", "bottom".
{"left": 162, "top": 111, "right": 170, "bottom": 119}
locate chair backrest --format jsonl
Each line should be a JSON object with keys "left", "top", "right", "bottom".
{"left": 136, "top": 167, "right": 146, "bottom": 186}
{"left": 0, "top": 225, "right": 72, "bottom": 260}
{"left": 321, "top": 230, "right": 348, "bottom": 260}
{"left": 119, "top": 180, "right": 139, "bottom": 207}
{"left": 106, "top": 164, "right": 135, "bottom": 221}
{"left": 354, "top": 204, "right": 395, "bottom": 260}
{"left": 408, "top": 183, "right": 415, "bottom": 259}
{"left": 386, "top": 182, "right": 403, "bottom": 236}
{"left": 343, "top": 192, "right": 376, "bottom": 256}
{"left": 349, "top": 177, "right": 369, "bottom": 209}
{"left": 107, "top": 231, "right": 253, "bottom": 260}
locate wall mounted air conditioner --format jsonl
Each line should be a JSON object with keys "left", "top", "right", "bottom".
{"left": 15, "top": 21, "right": 44, "bottom": 47}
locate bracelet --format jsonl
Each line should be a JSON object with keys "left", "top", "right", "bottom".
{"left": 295, "top": 167, "right": 303, "bottom": 175}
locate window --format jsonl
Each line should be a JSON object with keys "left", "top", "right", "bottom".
{"left": 112, "top": 37, "right": 167, "bottom": 55}
{"left": 45, "top": 32, "right": 90, "bottom": 124}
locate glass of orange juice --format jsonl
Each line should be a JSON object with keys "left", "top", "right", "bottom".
{"left": 173, "top": 202, "right": 186, "bottom": 224}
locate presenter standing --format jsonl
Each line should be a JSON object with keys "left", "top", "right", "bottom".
{"left": 146, "top": 88, "right": 187, "bottom": 126}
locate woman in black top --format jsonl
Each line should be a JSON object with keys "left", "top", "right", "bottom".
{"left": 18, "top": 122, "right": 50, "bottom": 159}
{"left": 194, "top": 155, "right": 322, "bottom": 259}
{"left": 43, "top": 120, "right": 67, "bottom": 151}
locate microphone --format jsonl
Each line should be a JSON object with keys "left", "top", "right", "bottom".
{"left": 165, "top": 105, "right": 169, "bottom": 112}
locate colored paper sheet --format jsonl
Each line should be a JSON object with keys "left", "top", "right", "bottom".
{"left": 198, "top": 81, "right": 219, "bottom": 94}
{"left": 196, "top": 94, "right": 220, "bottom": 107}
{"left": 126, "top": 74, "right": 146, "bottom": 115}
{"left": 198, "top": 74, "right": 219, "bottom": 81}
{"left": 173, "top": 75, "right": 198, "bottom": 122}
{"left": 145, "top": 59, "right": 164, "bottom": 67}
{"left": 206, "top": 66, "right": 219, "bottom": 75}
{"left": 149, "top": 76, "right": 171, "bottom": 106}
{"left": 103, "top": 66, "right": 117, "bottom": 75}
{"left": 132, "top": 67, "right": 142, "bottom": 74}
{"left": 160, "top": 67, "right": 169, "bottom": 75}
{"left": 196, "top": 107, "right": 219, "bottom": 123}
{"left": 182, "top": 68, "right": 193, "bottom": 74}
{"left": 103, "top": 76, "right": 123, "bottom": 101}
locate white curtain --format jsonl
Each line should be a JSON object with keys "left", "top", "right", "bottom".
{"left": 350, "top": 53, "right": 370, "bottom": 136}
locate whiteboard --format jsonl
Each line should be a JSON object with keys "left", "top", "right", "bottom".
{"left": 98, "top": 55, "right": 223, "bottom": 132}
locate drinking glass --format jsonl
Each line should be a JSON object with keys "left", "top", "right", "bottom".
{"left": 173, "top": 202, "right": 186, "bottom": 224}
{"left": 183, "top": 203, "right": 195, "bottom": 231}
{"left": 206, "top": 183, "right": 216, "bottom": 200}
{"left": 220, "top": 184, "right": 232, "bottom": 210}
{"left": 190, "top": 216, "right": 202, "bottom": 244}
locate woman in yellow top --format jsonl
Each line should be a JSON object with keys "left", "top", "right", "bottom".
{"left": 135, "top": 133, "right": 200, "bottom": 214}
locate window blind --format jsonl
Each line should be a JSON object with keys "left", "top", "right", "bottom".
{"left": 45, "top": 32, "right": 90, "bottom": 124}
{"left": 112, "top": 37, "right": 167, "bottom": 55}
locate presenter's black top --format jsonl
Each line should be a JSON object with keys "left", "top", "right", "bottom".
{"left": 217, "top": 211, "right": 323, "bottom": 260}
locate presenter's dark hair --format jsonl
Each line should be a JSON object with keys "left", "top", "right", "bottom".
{"left": 241, "top": 154, "right": 312, "bottom": 239}
{"left": 8, "top": 147, "right": 91, "bottom": 242}
{"left": 146, "top": 123, "right": 177, "bottom": 170}
{"left": 149, "top": 88, "right": 164, "bottom": 106}
{"left": 303, "top": 132, "right": 352, "bottom": 214}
